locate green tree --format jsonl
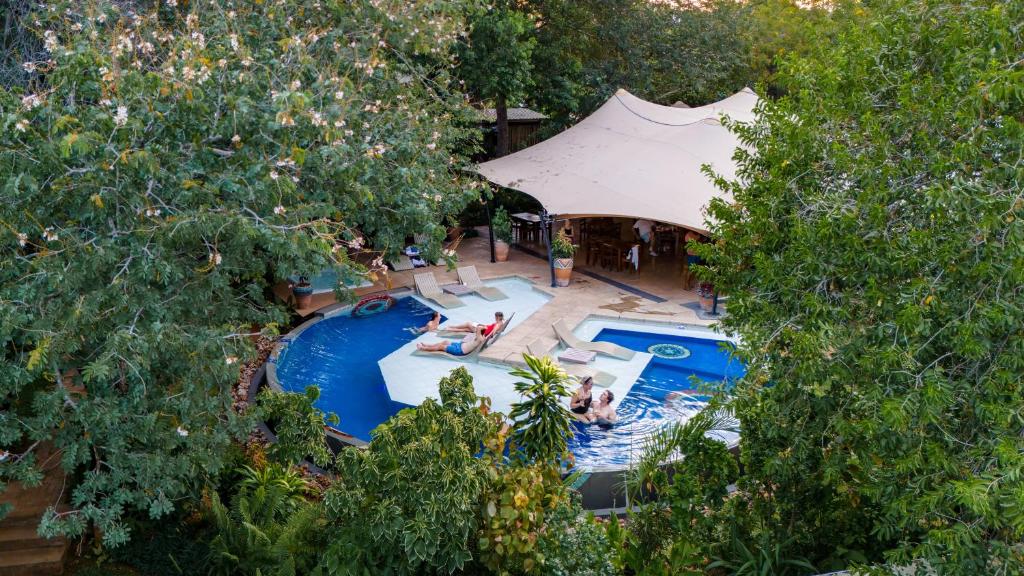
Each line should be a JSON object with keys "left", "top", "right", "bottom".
{"left": 457, "top": 4, "right": 536, "bottom": 157}
{"left": 744, "top": 0, "right": 851, "bottom": 97}
{"left": 258, "top": 386, "right": 337, "bottom": 468}
{"left": 623, "top": 405, "right": 739, "bottom": 575}
{"left": 507, "top": 354, "right": 573, "bottom": 463}
{"left": 320, "top": 368, "right": 499, "bottom": 574}
{"left": 702, "top": 0, "right": 1024, "bottom": 572}
{"left": 524, "top": 0, "right": 752, "bottom": 131}
{"left": 0, "top": 0, "right": 479, "bottom": 546}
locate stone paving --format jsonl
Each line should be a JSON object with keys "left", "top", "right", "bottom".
{"left": 279, "top": 228, "right": 720, "bottom": 370}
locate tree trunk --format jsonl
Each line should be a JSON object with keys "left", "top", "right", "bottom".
{"left": 495, "top": 93, "right": 510, "bottom": 158}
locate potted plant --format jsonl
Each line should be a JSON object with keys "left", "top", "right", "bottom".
{"left": 492, "top": 206, "right": 513, "bottom": 262}
{"left": 291, "top": 276, "right": 314, "bottom": 309}
{"left": 697, "top": 281, "right": 715, "bottom": 312}
{"left": 551, "top": 229, "right": 578, "bottom": 287}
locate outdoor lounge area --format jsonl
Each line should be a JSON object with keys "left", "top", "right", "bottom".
{"left": 261, "top": 89, "right": 757, "bottom": 477}
{"left": 7, "top": 0, "right": 1014, "bottom": 573}
{"left": 263, "top": 227, "right": 743, "bottom": 479}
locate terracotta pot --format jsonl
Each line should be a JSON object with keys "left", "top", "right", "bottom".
{"left": 699, "top": 294, "right": 715, "bottom": 312}
{"left": 495, "top": 240, "right": 510, "bottom": 262}
{"left": 553, "top": 258, "right": 574, "bottom": 287}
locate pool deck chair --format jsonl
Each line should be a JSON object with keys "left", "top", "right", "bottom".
{"left": 457, "top": 266, "right": 508, "bottom": 301}
{"left": 434, "top": 312, "right": 516, "bottom": 340}
{"left": 414, "top": 272, "right": 465, "bottom": 309}
{"left": 389, "top": 255, "right": 414, "bottom": 271}
{"left": 525, "top": 340, "right": 616, "bottom": 387}
{"left": 551, "top": 318, "right": 636, "bottom": 361}
{"left": 413, "top": 313, "right": 515, "bottom": 363}
{"left": 564, "top": 365, "right": 617, "bottom": 388}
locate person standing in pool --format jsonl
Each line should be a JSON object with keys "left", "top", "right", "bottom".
{"left": 569, "top": 376, "right": 594, "bottom": 421}
{"left": 590, "top": 390, "right": 617, "bottom": 426}
{"left": 416, "top": 325, "right": 488, "bottom": 356}
{"left": 410, "top": 311, "right": 441, "bottom": 334}
{"left": 442, "top": 311, "right": 505, "bottom": 337}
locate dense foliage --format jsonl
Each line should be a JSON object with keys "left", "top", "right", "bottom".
{"left": 9, "top": 1, "right": 1023, "bottom": 575}
{"left": 321, "top": 367, "right": 496, "bottom": 574}
{"left": 702, "top": 0, "right": 1024, "bottom": 572}
{"left": 522, "top": 0, "right": 751, "bottom": 130}
{"left": 258, "top": 386, "right": 337, "bottom": 468}
{"left": 507, "top": 354, "right": 573, "bottom": 463}
{"left": 0, "top": 0, "right": 481, "bottom": 545}
{"left": 457, "top": 4, "right": 536, "bottom": 157}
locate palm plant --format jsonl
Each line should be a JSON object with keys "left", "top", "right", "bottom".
{"left": 707, "top": 530, "right": 817, "bottom": 576}
{"left": 237, "top": 462, "right": 310, "bottom": 511}
{"left": 508, "top": 354, "right": 574, "bottom": 463}
{"left": 626, "top": 400, "right": 738, "bottom": 496}
{"left": 206, "top": 482, "right": 322, "bottom": 576}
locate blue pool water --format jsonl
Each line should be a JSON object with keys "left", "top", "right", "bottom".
{"left": 568, "top": 328, "right": 745, "bottom": 469}
{"left": 288, "top": 269, "right": 372, "bottom": 293}
{"left": 275, "top": 302, "right": 745, "bottom": 468}
{"left": 274, "top": 297, "right": 440, "bottom": 440}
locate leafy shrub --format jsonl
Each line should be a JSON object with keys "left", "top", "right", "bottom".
{"left": 476, "top": 460, "right": 566, "bottom": 574}
{"left": 551, "top": 229, "right": 578, "bottom": 259}
{"left": 106, "top": 515, "right": 212, "bottom": 576}
{"left": 438, "top": 366, "right": 478, "bottom": 412}
{"left": 321, "top": 369, "right": 499, "bottom": 574}
{"left": 492, "top": 206, "right": 513, "bottom": 243}
{"left": 258, "top": 386, "right": 337, "bottom": 468}
{"left": 702, "top": 0, "right": 1024, "bottom": 571}
{"left": 536, "top": 499, "right": 617, "bottom": 576}
{"left": 206, "top": 482, "right": 323, "bottom": 576}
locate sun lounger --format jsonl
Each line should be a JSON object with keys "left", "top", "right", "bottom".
{"left": 564, "top": 365, "right": 616, "bottom": 387}
{"left": 525, "top": 340, "right": 615, "bottom": 387}
{"left": 414, "top": 272, "right": 465, "bottom": 309}
{"left": 434, "top": 311, "right": 516, "bottom": 339}
{"left": 389, "top": 255, "right": 414, "bottom": 271}
{"left": 558, "top": 348, "right": 597, "bottom": 364}
{"left": 457, "top": 266, "right": 508, "bottom": 301}
{"left": 552, "top": 318, "right": 635, "bottom": 360}
{"left": 413, "top": 313, "right": 515, "bottom": 362}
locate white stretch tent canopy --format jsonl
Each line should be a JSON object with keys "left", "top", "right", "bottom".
{"left": 475, "top": 88, "right": 759, "bottom": 233}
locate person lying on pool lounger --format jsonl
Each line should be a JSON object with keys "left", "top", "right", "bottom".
{"left": 442, "top": 311, "right": 505, "bottom": 337}
{"left": 408, "top": 311, "right": 441, "bottom": 334}
{"left": 416, "top": 325, "right": 487, "bottom": 356}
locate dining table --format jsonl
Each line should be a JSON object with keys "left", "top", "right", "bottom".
{"left": 511, "top": 212, "right": 542, "bottom": 245}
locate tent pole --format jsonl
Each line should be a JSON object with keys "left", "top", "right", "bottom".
{"left": 543, "top": 210, "right": 556, "bottom": 287}
{"left": 485, "top": 193, "right": 495, "bottom": 263}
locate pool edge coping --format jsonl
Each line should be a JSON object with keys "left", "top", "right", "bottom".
{"left": 262, "top": 276, "right": 743, "bottom": 491}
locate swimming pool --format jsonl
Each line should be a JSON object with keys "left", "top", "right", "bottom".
{"left": 568, "top": 327, "right": 745, "bottom": 469}
{"left": 288, "top": 269, "right": 373, "bottom": 293}
{"left": 273, "top": 296, "right": 439, "bottom": 440}
{"left": 270, "top": 280, "right": 744, "bottom": 468}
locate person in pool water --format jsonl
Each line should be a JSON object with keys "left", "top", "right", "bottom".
{"left": 409, "top": 311, "right": 441, "bottom": 334}
{"left": 441, "top": 311, "right": 505, "bottom": 338}
{"left": 587, "top": 390, "right": 617, "bottom": 426}
{"left": 416, "top": 325, "right": 488, "bottom": 356}
{"left": 569, "top": 376, "right": 594, "bottom": 421}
